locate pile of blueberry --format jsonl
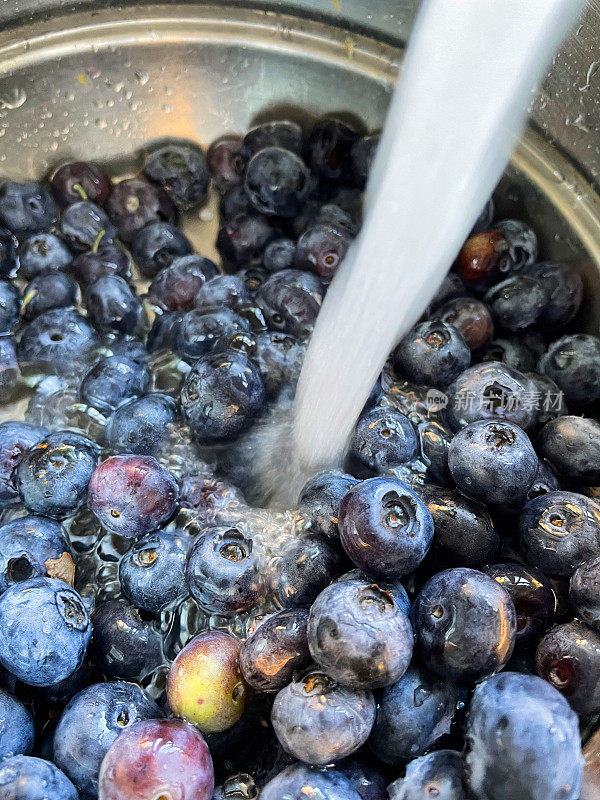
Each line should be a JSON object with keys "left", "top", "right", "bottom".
{"left": 0, "top": 116, "right": 598, "bottom": 800}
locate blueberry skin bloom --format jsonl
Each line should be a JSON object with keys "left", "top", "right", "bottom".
{"left": 0, "top": 181, "right": 56, "bottom": 235}
{"left": 369, "top": 665, "right": 458, "bottom": 765}
{"left": 538, "top": 333, "right": 600, "bottom": 407}
{"left": 105, "top": 393, "right": 177, "bottom": 455}
{"left": 0, "top": 515, "right": 72, "bottom": 595}
{"left": 53, "top": 681, "right": 163, "bottom": 797}
{"left": 0, "top": 688, "right": 34, "bottom": 759}
{"left": 538, "top": 415, "right": 600, "bottom": 485}
{"left": 465, "top": 672, "right": 583, "bottom": 800}
{"left": 307, "top": 579, "right": 413, "bottom": 689}
{"left": 0, "top": 577, "right": 91, "bottom": 686}
{"left": 0, "top": 756, "right": 78, "bottom": 800}
{"left": 17, "top": 431, "right": 99, "bottom": 518}
{"left": 271, "top": 669, "right": 376, "bottom": 766}
{"left": 394, "top": 321, "right": 471, "bottom": 389}
{"left": 143, "top": 143, "right": 210, "bottom": 211}
{"left": 519, "top": 491, "right": 600, "bottom": 578}
{"left": 448, "top": 420, "right": 537, "bottom": 505}
{"left": 80, "top": 355, "right": 149, "bottom": 414}
{"left": 245, "top": 146, "right": 311, "bottom": 217}
{"left": 536, "top": 620, "right": 600, "bottom": 716}
{"left": 181, "top": 351, "right": 265, "bottom": 444}
{"left": 131, "top": 221, "right": 192, "bottom": 277}
{"left": 120, "top": 528, "right": 189, "bottom": 612}
{"left": 414, "top": 568, "right": 516, "bottom": 683}
{"left": 388, "top": 750, "right": 469, "bottom": 800}
{"left": 338, "top": 477, "right": 434, "bottom": 578}
{"left": 350, "top": 407, "right": 418, "bottom": 472}
{"left": 570, "top": 556, "right": 600, "bottom": 630}
{"left": 298, "top": 469, "right": 359, "bottom": 538}
{"left": 17, "top": 307, "right": 100, "bottom": 374}
{"left": 239, "top": 607, "right": 310, "bottom": 692}
{"left": 260, "top": 763, "right": 362, "bottom": 800}
{"left": 186, "top": 526, "right": 262, "bottom": 616}
{"left": 88, "top": 455, "right": 179, "bottom": 539}
{"left": 0, "top": 421, "right": 47, "bottom": 504}
{"left": 84, "top": 275, "right": 143, "bottom": 334}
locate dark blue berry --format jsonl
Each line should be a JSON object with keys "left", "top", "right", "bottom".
{"left": 22, "top": 272, "right": 78, "bottom": 322}
{"left": 483, "top": 336, "right": 537, "bottom": 372}
{"left": 50, "top": 161, "right": 112, "bottom": 208}
{"left": 493, "top": 219, "right": 538, "bottom": 273}
{"left": 525, "top": 261, "right": 583, "bottom": 329}
{"left": 0, "top": 688, "right": 34, "bottom": 759}
{"left": 176, "top": 307, "right": 250, "bottom": 362}
{"left": 217, "top": 212, "right": 276, "bottom": 268}
{"left": 0, "top": 422, "right": 47, "bottom": 504}
{"left": 307, "top": 119, "right": 358, "bottom": 180}
{"left": 120, "top": 528, "right": 189, "bottom": 612}
{"left": 256, "top": 268, "right": 322, "bottom": 337}
{"left": 571, "top": 556, "right": 600, "bottom": 630}
{"left": 84, "top": 275, "right": 143, "bottom": 334}
{"left": 0, "top": 181, "right": 55, "bottom": 236}
{"left": 19, "top": 232, "right": 72, "bottom": 279}
{"left": 251, "top": 331, "right": 305, "bottom": 399}
{"left": 538, "top": 415, "right": 600, "bottom": 485}
{"left": 143, "top": 143, "right": 210, "bottom": 211}
{"left": 538, "top": 333, "right": 600, "bottom": 407}
{"left": 80, "top": 355, "right": 149, "bottom": 414}
{"left": 131, "top": 221, "right": 192, "bottom": 277}
{"left": 61, "top": 200, "right": 116, "bottom": 251}
{"left": 207, "top": 136, "right": 244, "bottom": 190}
{"left": 0, "top": 755, "right": 78, "bottom": 800}
{"left": 147, "top": 310, "right": 185, "bottom": 352}
{"left": 195, "top": 275, "right": 251, "bottom": 313}
{"left": 240, "top": 608, "right": 310, "bottom": 692}
{"left": 260, "top": 763, "right": 362, "bottom": 800}
{"left": 433, "top": 296, "right": 494, "bottom": 352}
{"left": 242, "top": 120, "right": 304, "bottom": 162}
{"left": 148, "top": 254, "right": 218, "bottom": 311}
{"left": 0, "top": 228, "right": 17, "bottom": 277}
{"left": 70, "top": 241, "right": 130, "bottom": 288}
{"left": 245, "top": 147, "right": 311, "bottom": 218}
{"left": 483, "top": 275, "right": 549, "bottom": 331}
{"left": 105, "top": 392, "right": 177, "bottom": 455}
{"left": 17, "top": 307, "right": 100, "bottom": 374}
{"left": 0, "top": 515, "right": 72, "bottom": 595}
{"left": 394, "top": 321, "right": 470, "bottom": 389}
{"left": 388, "top": 750, "right": 468, "bottom": 800}
{"left": 263, "top": 237, "right": 296, "bottom": 272}
{"left": 295, "top": 223, "right": 351, "bottom": 282}
{"left": 106, "top": 177, "right": 175, "bottom": 244}
{"left": 298, "top": 469, "right": 359, "bottom": 538}
{"left": 351, "top": 134, "right": 379, "bottom": 186}
{"left": 350, "top": 407, "right": 418, "bottom": 472}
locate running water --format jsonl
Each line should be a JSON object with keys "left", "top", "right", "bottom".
{"left": 256, "top": 0, "right": 585, "bottom": 506}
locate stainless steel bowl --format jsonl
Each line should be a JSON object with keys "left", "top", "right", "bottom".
{"left": 0, "top": 1, "right": 599, "bottom": 792}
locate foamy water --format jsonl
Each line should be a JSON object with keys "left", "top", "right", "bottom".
{"left": 266, "top": 0, "right": 586, "bottom": 505}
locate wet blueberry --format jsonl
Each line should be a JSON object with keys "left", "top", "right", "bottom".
{"left": 369, "top": 665, "right": 459, "bottom": 765}
{"left": 144, "top": 142, "right": 210, "bottom": 211}
{"left": 433, "top": 297, "right": 494, "bottom": 352}
{"left": 493, "top": 219, "right": 538, "bottom": 273}
{"left": 207, "top": 136, "right": 244, "bottom": 190}
{"left": 217, "top": 212, "right": 276, "bottom": 269}
{"left": 0, "top": 755, "right": 78, "bottom": 800}
{"left": 519, "top": 491, "right": 600, "bottom": 578}
{"left": 176, "top": 308, "right": 250, "bottom": 362}
{"left": 0, "top": 181, "right": 55, "bottom": 235}
{"left": 351, "top": 133, "right": 379, "bottom": 186}
{"left": 448, "top": 420, "right": 538, "bottom": 505}
{"left": 263, "top": 237, "right": 296, "bottom": 272}
{"left": 251, "top": 330, "right": 305, "bottom": 399}
{"left": 88, "top": 454, "right": 179, "bottom": 538}
{"left": 525, "top": 261, "right": 583, "bottom": 329}
{"left": 571, "top": 556, "right": 600, "bottom": 630}
{"left": 105, "top": 392, "right": 177, "bottom": 455}
{"left": 261, "top": 763, "right": 362, "bottom": 800}
{"left": 17, "top": 307, "right": 99, "bottom": 375}
{"left": 525, "top": 371, "right": 568, "bottom": 424}
{"left": 483, "top": 336, "right": 537, "bottom": 372}
{"left": 0, "top": 577, "right": 91, "bottom": 686}
{"left": 0, "top": 687, "right": 34, "bottom": 760}
{"left": 50, "top": 161, "right": 112, "bottom": 208}
{"left": 455, "top": 229, "right": 509, "bottom": 289}
{"left": 538, "top": 415, "right": 600, "bottom": 485}
{"left": 245, "top": 146, "right": 311, "bottom": 217}
{"left": 350, "top": 407, "right": 418, "bottom": 473}
{"left": 22, "top": 272, "right": 78, "bottom": 322}
{"left": 80, "top": 355, "right": 149, "bottom": 414}
{"left": 147, "top": 310, "right": 184, "bottom": 352}
{"left": 538, "top": 333, "right": 600, "bottom": 407}
{"left": 465, "top": 672, "right": 583, "bottom": 800}
{"left": 298, "top": 469, "right": 359, "bottom": 538}
{"left": 220, "top": 185, "right": 253, "bottom": 220}
{"left": 131, "top": 221, "right": 192, "bottom": 277}
{"left": 106, "top": 176, "right": 175, "bottom": 244}
{"left": 19, "top": 232, "right": 72, "bottom": 279}
{"left": 195, "top": 274, "right": 251, "bottom": 313}
{"left": 414, "top": 567, "right": 516, "bottom": 683}
{"left": 339, "top": 477, "right": 434, "bottom": 578}
{"left": 17, "top": 431, "right": 99, "bottom": 518}
{"left": 148, "top": 254, "right": 219, "bottom": 311}
{"left": 186, "top": 526, "right": 262, "bottom": 616}
{"left": 308, "top": 579, "right": 413, "bottom": 689}
{"left": 388, "top": 750, "right": 468, "bottom": 800}
{"left": 256, "top": 268, "right": 323, "bottom": 337}
{"left": 61, "top": 200, "right": 116, "bottom": 251}
{"left": 483, "top": 274, "right": 549, "bottom": 331}
{"left": 120, "top": 528, "right": 189, "bottom": 612}
{"left": 179, "top": 474, "right": 244, "bottom": 523}
{"left": 70, "top": 241, "right": 130, "bottom": 289}
{"left": 242, "top": 120, "right": 304, "bottom": 162}
{"left": 394, "top": 321, "right": 471, "bottom": 389}
{"left": 86, "top": 275, "right": 142, "bottom": 334}
{"left": 0, "top": 515, "right": 73, "bottom": 595}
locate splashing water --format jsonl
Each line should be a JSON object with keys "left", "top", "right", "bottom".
{"left": 254, "top": 0, "right": 585, "bottom": 507}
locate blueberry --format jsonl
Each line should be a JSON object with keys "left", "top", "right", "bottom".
{"left": 251, "top": 330, "right": 305, "bottom": 399}
{"left": 394, "top": 322, "right": 470, "bottom": 389}
{"left": 181, "top": 350, "right": 265, "bottom": 444}
{"left": 483, "top": 336, "right": 537, "bottom": 372}
{"left": 131, "top": 221, "right": 192, "bottom": 277}
{"left": 207, "top": 136, "right": 244, "bottom": 190}
{"left": 415, "top": 419, "right": 453, "bottom": 485}
{"left": 53, "top": 681, "right": 162, "bottom": 797}
{"left": 176, "top": 308, "right": 250, "bottom": 362}
{"left": 448, "top": 420, "right": 538, "bottom": 505}
{"left": 0, "top": 755, "right": 78, "bottom": 800}
{"left": 538, "top": 333, "right": 600, "bottom": 407}
{"left": 519, "top": 491, "right": 600, "bottom": 578}
{"left": 414, "top": 568, "right": 516, "bottom": 683}
{"left": 217, "top": 212, "right": 276, "bottom": 269}
{"left": 179, "top": 474, "right": 245, "bottom": 523}
{"left": 307, "top": 119, "right": 358, "bottom": 180}
{"left": 18, "top": 233, "right": 72, "bottom": 279}
{"left": 388, "top": 750, "right": 468, "bottom": 800}
{"left": 338, "top": 477, "right": 434, "bottom": 578}
{"left": 242, "top": 120, "right": 304, "bottom": 162}
{"left": 17, "top": 431, "right": 99, "bottom": 518}
{"left": 195, "top": 275, "right": 251, "bottom": 313}
{"left": 143, "top": 143, "right": 210, "bottom": 211}
{"left": 538, "top": 415, "right": 600, "bottom": 485}
{"left": 80, "top": 355, "right": 149, "bottom": 414}
{"left": 256, "top": 268, "right": 323, "bottom": 337}
{"left": 85, "top": 275, "right": 143, "bottom": 335}
{"left": 120, "top": 528, "right": 188, "bottom": 612}
{"left": 263, "top": 237, "right": 296, "bottom": 272}
{"left": 445, "top": 362, "right": 539, "bottom": 433}
{"left": 455, "top": 229, "right": 510, "bottom": 289}
{"left": 525, "top": 262, "right": 583, "bottom": 329}
{"left": 147, "top": 310, "right": 185, "bottom": 352}
{"left": 0, "top": 688, "right": 34, "bottom": 759}
{"left": 525, "top": 371, "right": 568, "bottom": 424}
{"left": 106, "top": 177, "right": 175, "bottom": 244}
{"left": 240, "top": 608, "right": 310, "bottom": 692}
{"left": 485, "top": 563, "right": 556, "bottom": 650}
{"left": 433, "top": 297, "right": 494, "bottom": 352}
{"left": 22, "top": 272, "right": 78, "bottom": 322}
{"left": 90, "top": 600, "right": 163, "bottom": 681}
{"left": 88, "top": 454, "right": 179, "bottom": 539}
{"left": 350, "top": 407, "right": 418, "bottom": 473}
{"left": 50, "top": 160, "right": 112, "bottom": 208}
{"left": 0, "top": 337, "right": 19, "bottom": 400}
{"left": 0, "top": 515, "right": 72, "bottom": 595}
{"left": 570, "top": 556, "right": 600, "bottom": 630}
{"left": 261, "top": 763, "right": 362, "bottom": 800}
{"left": 268, "top": 532, "right": 345, "bottom": 608}
{"left": 483, "top": 275, "right": 549, "bottom": 331}
{"left": 419, "top": 486, "right": 499, "bottom": 568}
{"left": 0, "top": 577, "right": 90, "bottom": 686}
{"left": 369, "top": 665, "right": 458, "bottom": 766}
{"left": 0, "top": 181, "right": 55, "bottom": 236}
{"left": 271, "top": 668, "right": 375, "bottom": 765}
{"left": 308, "top": 579, "right": 413, "bottom": 688}
{"left": 337, "top": 569, "right": 411, "bottom": 616}
{"left": 148, "top": 254, "right": 219, "bottom": 311}
{"left": 70, "top": 241, "right": 130, "bottom": 288}
{"left": 187, "top": 526, "right": 261, "bottom": 616}
{"left": 298, "top": 469, "right": 359, "bottom": 538}
{"left": 235, "top": 265, "right": 269, "bottom": 296}
{"left": 295, "top": 223, "right": 352, "bottom": 282}
{"left": 0, "top": 228, "right": 17, "bottom": 277}
{"left": 60, "top": 200, "right": 116, "bottom": 252}
{"left": 493, "top": 219, "right": 538, "bottom": 273}
{"left": 17, "top": 307, "right": 100, "bottom": 375}
{"left": 105, "top": 393, "right": 177, "bottom": 455}
{"left": 0, "top": 281, "right": 20, "bottom": 333}
{"left": 245, "top": 147, "right": 311, "bottom": 217}
{"left": 522, "top": 457, "right": 560, "bottom": 505}
{"left": 465, "top": 672, "right": 583, "bottom": 800}
{"left": 220, "top": 185, "right": 253, "bottom": 221}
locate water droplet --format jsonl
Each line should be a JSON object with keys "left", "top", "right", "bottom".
{"left": 135, "top": 70, "right": 149, "bottom": 86}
